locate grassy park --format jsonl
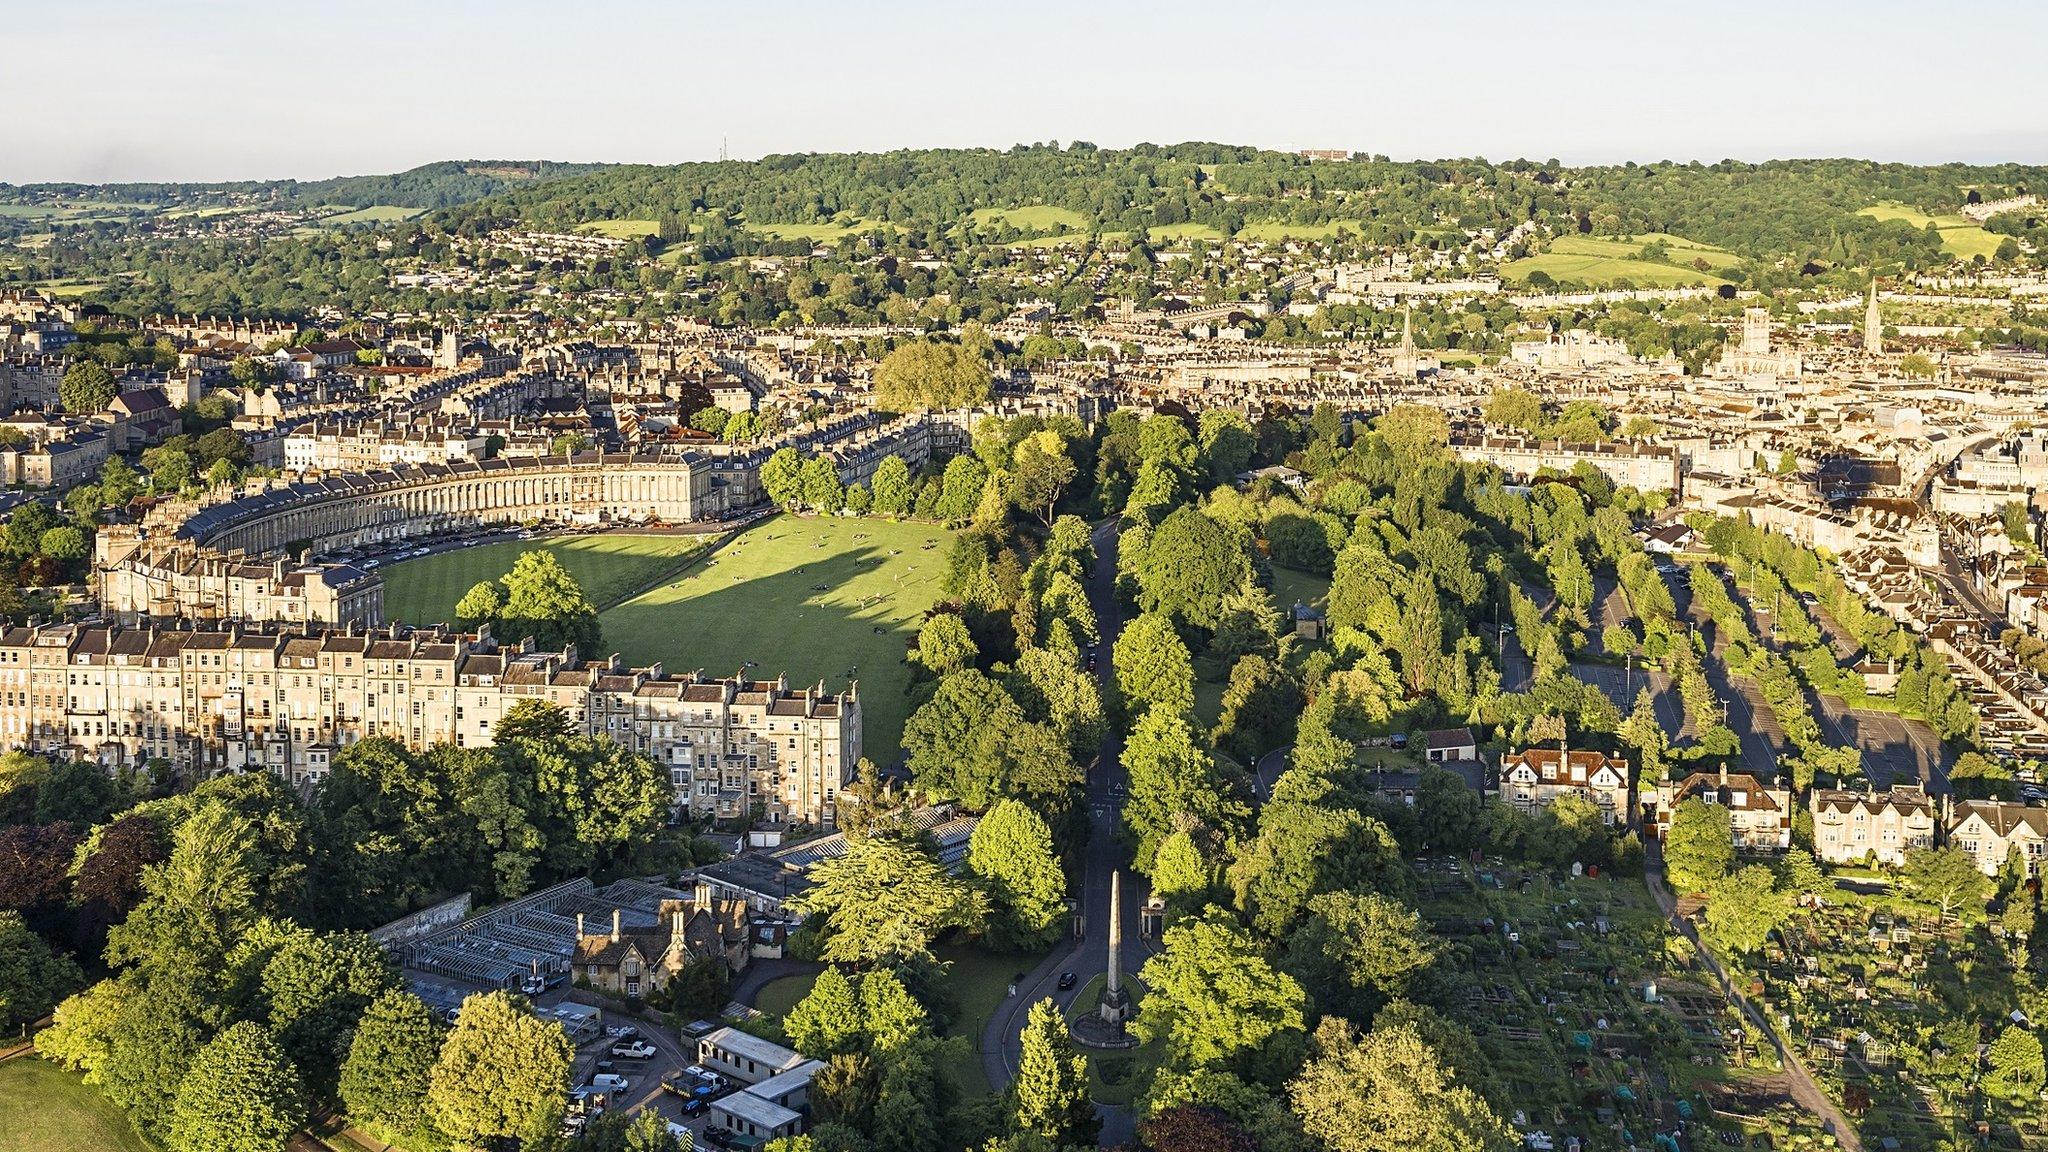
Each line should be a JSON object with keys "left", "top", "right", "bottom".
{"left": 968, "top": 205, "right": 1090, "bottom": 235}
{"left": 0, "top": 1059, "right": 155, "bottom": 1152}
{"left": 598, "top": 516, "right": 956, "bottom": 757}
{"left": 379, "top": 533, "right": 713, "bottom": 627}
{"left": 1504, "top": 233, "right": 1738, "bottom": 288}
{"left": 1858, "top": 201, "right": 2005, "bottom": 260}
{"left": 576, "top": 218, "right": 661, "bottom": 239}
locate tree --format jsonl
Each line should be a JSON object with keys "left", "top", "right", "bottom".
{"left": 904, "top": 671, "right": 1079, "bottom": 815}
{"left": 1899, "top": 845, "right": 1993, "bottom": 922}
{"left": 802, "top": 455, "right": 845, "bottom": 512}
{"left": 936, "top": 454, "right": 990, "bottom": 521}
{"left": 140, "top": 445, "right": 194, "bottom": 494}
{"left": 1288, "top": 1018, "right": 1511, "bottom": 1152}
{"left": 1011, "top": 431, "right": 1079, "bottom": 527}
{"left": 789, "top": 834, "right": 986, "bottom": 966}
{"left": 102, "top": 456, "right": 147, "bottom": 504}
{"left": 871, "top": 455, "right": 914, "bottom": 516}
{"left": 0, "top": 911, "right": 82, "bottom": 1029}
{"left": 1701, "top": 865, "right": 1791, "bottom": 955}
{"left": 968, "top": 800, "right": 1068, "bottom": 951}
{"left": 762, "top": 448, "right": 805, "bottom": 511}
{"left": 1212, "top": 655, "right": 1299, "bottom": 761}
{"left": 873, "top": 340, "right": 991, "bottom": 411}
{"left": 61, "top": 360, "right": 117, "bottom": 413}
{"left": 1373, "top": 404, "right": 1451, "bottom": 462}
{"left": 1136, "top": 508, "right": 1253, "bottom": 631}
{"left": 105, "top": 799, "right": 264, "bottom": 986}
{"left": 1988, "top": 1025, "right": 2046, "bottom": 1100}
{"left": 453, "top": 580, "right": 502, "bottom": 626}
{"left": 166, "top": 1021, "right": 307, "bottom": 1152}
{"left": 1012, "top": 998, "right": 1096, "bottom": 1146}
{"left": 1115, "top": 612, "right": 1195, "bottom": 719}
{"left": 39, "top": 526, "right": 88, "bottom": 563}
{"left": 911, "top": 613, "right": 977, "bottom": 677}
{"left": 340, "top": 990, "right": 444, "bottom": 1143}
{"left": 0, "top": 821, "right": 80, "bottom": 913}
{"left": 1229, "top": 802, "right": 1404, "bottom": 937}
{"left": 1123, "top": 706, "right": 1245, "bottom": 871}
{"left": 1135, "top": 911, "right": 1305, "bottom": 1070}
{"left": 496, "top": 549, "right": 600, "bottom": 653}
{"left": 1198, "top": 410, "right": 1257, "bottom": 483}
{"left": 1284, "top": 892, "right": 1439, "bottom": 1016}
{"left": 261, "top": 930, "right": 399, "bottom": 1092}
{"left": 1662, "top": 799, "right": 1734, "bottom": 894}
{"left": 784, "top": 967, "right": 864, "bottom": 1058}
{"left": 427, "top": 991, "right": 573, "bottom": 1150}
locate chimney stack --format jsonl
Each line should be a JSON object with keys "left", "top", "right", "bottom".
{"left": 576, "top": 912, "right": 585, "bottom": 939}
{"left": 611, "top": 909, "right": 621, "bottom": 943}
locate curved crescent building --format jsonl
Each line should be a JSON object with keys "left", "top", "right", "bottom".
{"left": 175, "top": 451, "right": 732, "bottom": 556}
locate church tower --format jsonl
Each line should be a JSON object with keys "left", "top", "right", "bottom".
{"left": 1863, "top": 281, "right": 1884, "bottom": 356}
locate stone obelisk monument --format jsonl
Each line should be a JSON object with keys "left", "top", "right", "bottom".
{"left": 1098, "top": 869, "right": 1131, "bottom": 1033}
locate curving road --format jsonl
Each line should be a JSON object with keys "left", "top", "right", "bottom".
{"left": 977, "top": 517, "right": 1153, "bottom": 1147}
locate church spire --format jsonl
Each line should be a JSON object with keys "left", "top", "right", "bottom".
{"left": 1864, "top": 279, "right": 1884, "bottom": 356}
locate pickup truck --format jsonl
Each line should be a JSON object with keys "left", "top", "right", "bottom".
{"left": 610, "top": 1039, "right": 658, "bottom": 1060}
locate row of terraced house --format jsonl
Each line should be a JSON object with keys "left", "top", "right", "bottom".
{"left": 0, "top": 620, "right": 860, "bottom": 827}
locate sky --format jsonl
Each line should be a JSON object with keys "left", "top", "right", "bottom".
{"left": 7, "top": 0, "right": 2048, "bottom": 184}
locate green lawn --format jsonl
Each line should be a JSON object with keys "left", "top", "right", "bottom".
{"left": 380, "top": 534, "right": 713, "bottom": 627}
{"left": 1273, "top": 567, "right": 1331, "bottom": 613}
{"left": 598, "top": 516, "right": 956, "bottom": 759}
{"left": 577, "top": 218, "right": 661, "bottom": 239}
{"left": 0, "top": 1058, "right": 155, "bottom": 1152}
{"left": 1147, "top": 222, "right": 1226, "bottom": 243}
{"left": 1503, "top": 233, "right": 1737, "bottom": 287}
{"left": 1858, "top": 202, "right": 2004, "bottom": 259}
{"left": 969, "top": 205, "right": 1090, "bottom": 234}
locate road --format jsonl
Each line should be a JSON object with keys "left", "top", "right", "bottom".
{"left": 977, "top": 517, "right": 1151, "bottom": 1147}
{"left": 1643, "top": 857, "right": 1864, "bottom": 1152}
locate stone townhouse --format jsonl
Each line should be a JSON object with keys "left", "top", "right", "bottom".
{"left": 1493, "top": 747, "right": 1632, "bottom": 825}
{"left": 0, "top": 621, "right": 859, "bottom": 823}
{"left": 588, "top": 667, "right": 861, "bottom": 828}
{"left": 1645, "top": 768, "right": 1793, "bottom": 851}
{"left": 1809, "top": 785, "right": 1936, "bottom": 867}
{"left": 1950, "top": 800, "right": 2048, "bottom": 877}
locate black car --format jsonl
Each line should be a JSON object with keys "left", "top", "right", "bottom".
{"left": 1056, "top": 971, "right": 1077, "bottom": 991}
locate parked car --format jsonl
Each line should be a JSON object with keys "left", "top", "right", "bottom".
{"left": 589, "top": 1073, "right": 631, "bottom": 1093}
{"left": 610, "top": 1040, "right": 658, "bottom": 1060}
{"left": 682, "top": 1065, "right": 728, "bottom": 1091}
{"left": 604, "top": 1025, "right": 640, "bottom": 1039}
{"left": 519, "top": 973, "right": 547, "bottom": 995}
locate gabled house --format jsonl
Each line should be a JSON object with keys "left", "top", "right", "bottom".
{"left": 1950, "top": 800, "right": 2048, "bottom": 877}
{"left": 1493, "top": 747, "right": 1631, "bottom": 825}
{"left": 1810, "top": 784, "right": 1935, "bottom": 867}
{"left": 1645, "top": 767, "right": 1793, "bottom": 851}
{"left": 573, "top": 897, "right": 750, "bottom": 998}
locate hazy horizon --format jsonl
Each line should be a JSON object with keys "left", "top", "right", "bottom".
{"left": 8, "top": 0, "right": 2048, "bottom": 185}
